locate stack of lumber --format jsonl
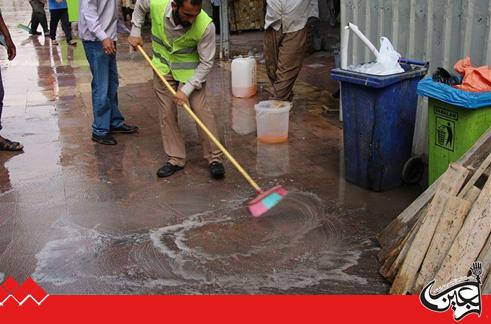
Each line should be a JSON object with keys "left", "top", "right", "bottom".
{"left": 377, "top": 127, "right": 491, "bottom": 294}
{"left": 229, "top": 0, "right": 265, "bottom": 32}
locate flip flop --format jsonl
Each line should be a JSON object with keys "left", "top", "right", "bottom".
{"left": 0, "top": 138, "right": 24, "bottom": 151}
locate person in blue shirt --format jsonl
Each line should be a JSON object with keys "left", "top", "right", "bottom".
{"left": 48, "top": 0, "right": 76, "bottom": 45}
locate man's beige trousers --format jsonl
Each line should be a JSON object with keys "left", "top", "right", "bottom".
{"left": 153, "top": 73, "right": 223, "bottom": 167}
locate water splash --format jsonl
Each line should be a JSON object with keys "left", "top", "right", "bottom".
{"left": 33, "top": 192, "right": 368, "bottom": 293}
{"left": 147, "top": 191, "right": 368, "bottom": 292}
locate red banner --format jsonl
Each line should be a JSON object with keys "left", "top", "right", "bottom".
{"left": 0, "top": 295, "right": 489, "bottom": 323}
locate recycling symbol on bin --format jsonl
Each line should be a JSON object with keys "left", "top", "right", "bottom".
{"left": 436, "top": 117, "right": 455, "bottom": 151}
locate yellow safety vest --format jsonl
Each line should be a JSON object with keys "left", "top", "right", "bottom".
{"left": 150, "top": 0, "right": 212, "bottom": 82}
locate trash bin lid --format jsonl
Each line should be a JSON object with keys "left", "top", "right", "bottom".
{"left": 330, "top": 65, "right": 428, "bottom": 88}
{"left": 417, "top": 78, "right": 491, "bottom": 109}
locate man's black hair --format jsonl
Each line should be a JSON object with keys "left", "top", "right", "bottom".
{"left": 174, "top": 0, "right": 203, "bottom": 6}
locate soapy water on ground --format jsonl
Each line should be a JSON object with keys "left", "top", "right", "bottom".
{"left": 32, "top": 192, "right": 369, "bottom": 293}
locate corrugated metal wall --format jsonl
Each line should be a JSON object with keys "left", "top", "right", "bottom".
{"left": 340, "top": 0, "right": 491, "bottom": 157}
{"left": 341, "top": 0, "right": 491, "bottom": 68}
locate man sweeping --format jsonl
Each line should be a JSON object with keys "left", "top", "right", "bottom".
{"left": 128, "top": 0, "right": 225, "bottom": 179}
{"left": 264, "top": 0, "right": 319, "bottom": 102}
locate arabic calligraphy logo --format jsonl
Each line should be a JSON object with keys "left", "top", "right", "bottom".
{"left": 0, "top": 277, "right": 49, "bottom": 306}
{"left": 420, "top": 262, "right": 482, "bottom": 321}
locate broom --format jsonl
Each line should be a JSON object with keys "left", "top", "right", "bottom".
{"left": 137, "top": 45, "right": 287, "bottom": 217}
{"left": 17, "top": 20, "right": 31, "bottom": 33}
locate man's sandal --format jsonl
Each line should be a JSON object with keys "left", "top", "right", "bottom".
{"left": 0, "top": 139, "right": 23, "bottom": 151}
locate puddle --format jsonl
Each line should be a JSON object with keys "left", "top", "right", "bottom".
{"left": 256, "top": 142, "right": 290, "bottom": 177}
{"left": 231, "top": 97, "right": 256, "bottom": 135}
{"left": 32, "top": 192, "right": 367, "bottom": 293}
{"left": 148, "top": 192, "right": 366, "bottom": 292}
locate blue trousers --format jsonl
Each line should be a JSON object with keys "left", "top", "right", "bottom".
{"left": 82, "top": 41, "right": 124, "bottom": 136}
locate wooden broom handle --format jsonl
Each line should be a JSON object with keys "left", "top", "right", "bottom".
{"left": 137, "top": 46, "right": 262, "bottom": 193}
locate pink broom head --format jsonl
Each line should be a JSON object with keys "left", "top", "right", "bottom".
{"left": 248, "top": 185, "right": 288, "bottom": 217}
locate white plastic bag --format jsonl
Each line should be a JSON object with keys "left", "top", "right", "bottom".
{"left": 348, "top": 37, "right": 404, "bottom": 75}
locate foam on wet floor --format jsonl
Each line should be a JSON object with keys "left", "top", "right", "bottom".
{"left": 32, "top": 192, "right": 368, "bottom": 293}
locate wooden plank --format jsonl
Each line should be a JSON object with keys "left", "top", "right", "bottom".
{"left": 379, "top": 246, "right": 402, "bottom": 281}
{"left": 433, "top": 176, "right": 491, "bottom": 290}
{"left": 381, "top": 211, "right": 425, "bottom": 282}
{"left": 377, "top": 180, "right": 437, "bottom": 253}
{"left": 390, "top": 163, "right": 469, "bottom": 294}
{"left": 414, "top": 186, "right": 480, "bottom": 292}
{"left": 458, "top": 127, "right": 491, "bottom": 172}
{"left": 380, "top": 221, "right": 413, "bottom": 280}
{"left": 378, "top": 205, "right": 428, "bottom": 266}
{"left": 463, "top": 186, "right": 483, "bottom": 203}
{"left": 378, "top": 216, "right": 416, "bottom": 264}
{"left": 478, "top": 233, "right": 491, "bottom": 288}
{"left": 378, "top": 127, "right": 491, "bottom": 253}
{"left": 458, "top": 153, "right": 491, "bottom": 198}
{"left": 413, "top": 195, "right": 473, "bottom": 293}
{"left": 484, "top": 273, "right": 491, "bottom": 294}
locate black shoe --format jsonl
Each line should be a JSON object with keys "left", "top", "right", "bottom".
{"left": 110, "top": 124, "right": 139, "bottom": 134}
{"left": 29, "top": 31, "right": 42, "bottom": 36}
{"left": 157, "top": 162, "right": 184, "bottom": 178}
{"left": 92, "top": 133, "right": 117, "bottom": 145}
{"left": 209, "top": 162, "right": 225, "bottom": 179}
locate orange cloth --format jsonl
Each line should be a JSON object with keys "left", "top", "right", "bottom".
{"left": 454, "top": 57, "right": 491, "bottom": 92}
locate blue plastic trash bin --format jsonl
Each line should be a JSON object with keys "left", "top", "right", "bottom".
{"left": 331, "top": 63, "right": 428, "bottom": 191}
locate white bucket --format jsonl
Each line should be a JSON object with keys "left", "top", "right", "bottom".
{"left": 254, "top": 100, "right": 292, "bottom": 144}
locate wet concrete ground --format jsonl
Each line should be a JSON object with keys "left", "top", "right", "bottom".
{"left": 0, "top": 1, "right": 421, "bottom": 294}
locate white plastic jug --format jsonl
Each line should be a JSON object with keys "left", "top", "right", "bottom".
{"left": 231, "top": 57, "right": 257, "bottom": 98}
{"left": 255, "top": 100, "right": 292, "bottom": 144}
